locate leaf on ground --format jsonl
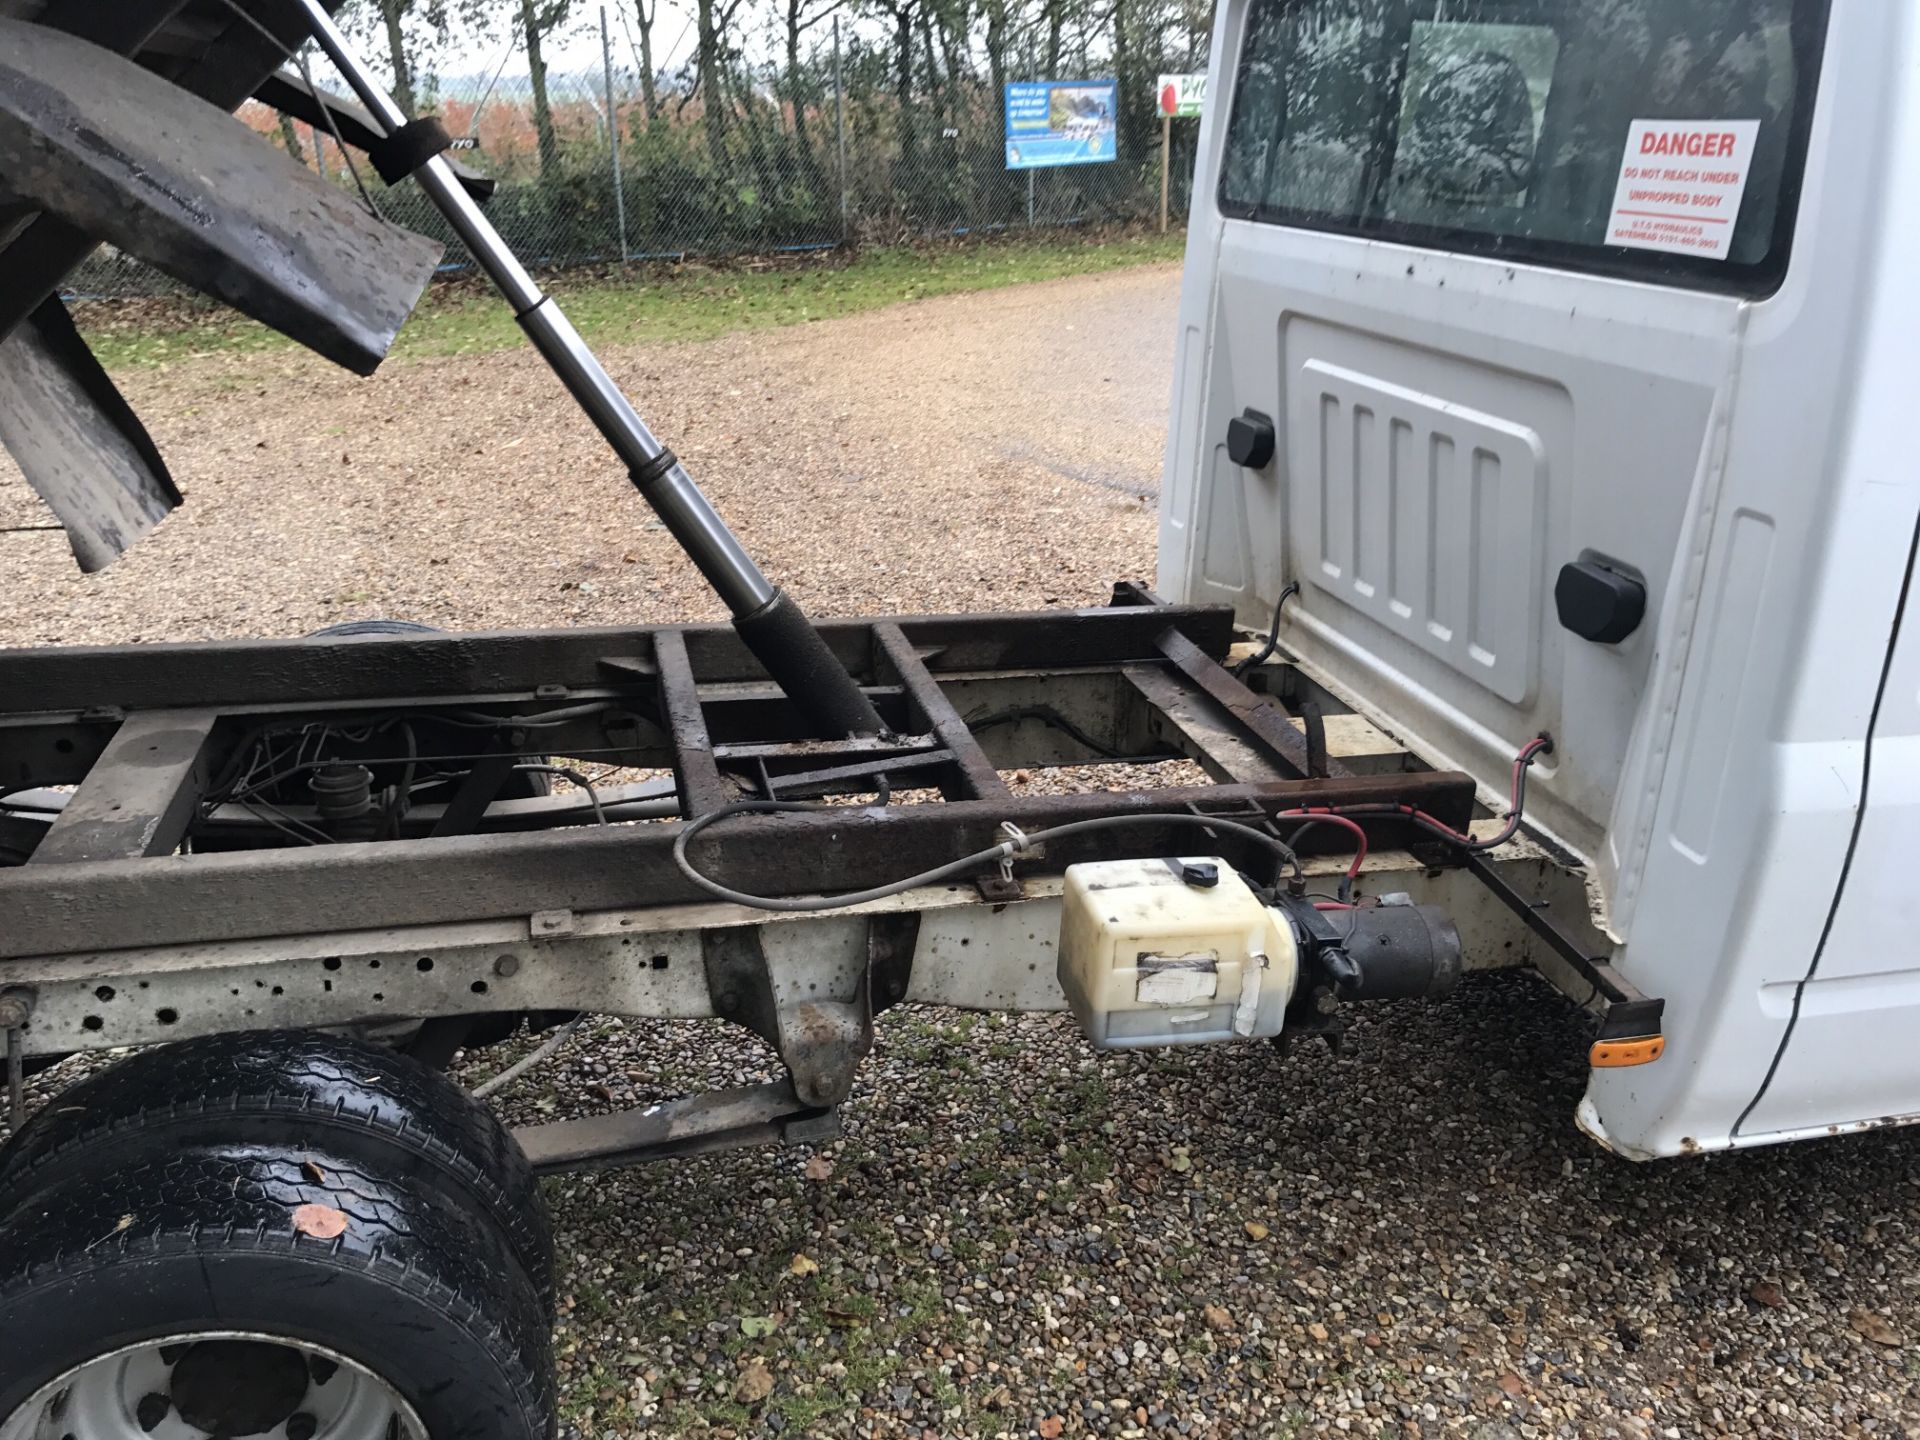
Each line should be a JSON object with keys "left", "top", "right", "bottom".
{"left": 733, "top": 1358, "right": 774, "bottom": 1404}
{"left": 803, "top": 1154, "right": 835, "bottom": 1182}
{"left": 1167, "top": 1149, "right": 1192, "bottom": 1174}
{"left": 788, "top": 1252, "right": 820, "bottom": 1277}
{"left": 300, "top": 1159, "right": 327, "bottom": 1185}
{"left": 1749, "top": 1280, "right": 1785, "bottom": 1309}
{"left": 1244, "top": 1220, "right": 1270, "bottom": 1241}
{"left": 1850, "top": 1308, "right": 1904, "bottom": 1347}
{"left": 1202, "top": 1303, "right": 1233, "bottom": 1332}
{"left": 824, "top": 1308, "right": 866, "bottom": 1329}
{"left": 1036, "top": 1416, "right": 1065, "bottom": 1439}
{"left": 739, "top": 1314, "right": 777, "bottom": 1338}
{"left": 291, "top": 1203, "right": 349, "bottom": 1240}
{"left": 1496, "top": 1371, "right": 1526, "bottom": 1398}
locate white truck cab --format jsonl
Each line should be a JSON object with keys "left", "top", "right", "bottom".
{"left": 1161, "top": 0, "right": 1920, "bottom": 1157}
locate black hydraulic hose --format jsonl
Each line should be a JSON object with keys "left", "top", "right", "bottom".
{"left": 671, "top": 803, "right": 1304, "bottom": 913}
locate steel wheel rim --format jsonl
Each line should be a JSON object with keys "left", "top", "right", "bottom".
{"left": 0, "top": 1331, "right": 428, "bottom": 1440}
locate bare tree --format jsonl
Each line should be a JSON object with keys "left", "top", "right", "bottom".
{"left": 630, "top": 0, "right": 661, "bottom": 124}
{"left": 519, "top": 0, "right": 575, "bottom": 175}
{"left": 694, "top": 0, "right": 733, "bottom": 173}
{"left": 782, "top": 0, "right": 844, "bottom": 182}
{"left": 983, "top": 0, "right": 1008, "bottom": 102}
{"left": 932, "top": 0, "right": 968, "bottom": 106}
{"left": 870, "top": 0, "right": 921, "bottom": 170}
{"left": 376, "top": 0, "right": 420, "bottom": 115}
{"left": 340, "top": 0, "right": 459, "bottom": 118}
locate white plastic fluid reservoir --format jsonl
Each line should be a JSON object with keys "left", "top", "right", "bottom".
{"left": 1056, "top": 856, "right": 1298, "bottom": 1050}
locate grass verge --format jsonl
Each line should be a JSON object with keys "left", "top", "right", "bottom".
{"left": 76, "top": 230, "right": 1185, "bottom": 372}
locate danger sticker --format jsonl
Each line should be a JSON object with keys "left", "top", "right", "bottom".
{"left": 1607, "top": 119, "right": 1760, "bottom": 260}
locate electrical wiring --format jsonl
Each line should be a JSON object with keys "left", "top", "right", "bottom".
{"left": 201, "top": 704, "right": 634, "bottom": 815}
{"left": 234, "top": 797, "right": 332, "bottom": 847}
{"left": 382, "top": 719, "right": 419, "bottom": 838}
{"left": 194, "top": 701, "right": 643, "bottom": 848}
{"left": 1277, "top": 737, "right": 1554, "bottom": 889}
{"left": 1231, "top": 580, "right": 1301, "bottom": 677}
{"left": 425, "top": 702, "right": 622, "bottom": 730}
{"left": 672, "top": 804, "right": 1303, "bottom": 914}
{"left": 1277, "top": 809, "right": 1370, "bottom": 902}
{"left": 1244, "top": 737, "right": 1554, "bottom": 899}
{"left": 514, "top": 765, "right": 610, "bottom": 825}
{"left": 1316, "top": 735, "right": 1553, "bottom": 852}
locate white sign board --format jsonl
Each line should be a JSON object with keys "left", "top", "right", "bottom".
{"left": 1157, "top": 73, "right": 1206, "bottom": 118}
{"left": 1606, "top": 118, "right": 1760, "bottom": 260}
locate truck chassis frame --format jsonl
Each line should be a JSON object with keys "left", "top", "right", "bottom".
{"left": 0, "top": 591, "right": 1654, "bottom": 1172}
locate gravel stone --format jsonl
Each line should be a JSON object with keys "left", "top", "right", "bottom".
{"left": 5, "top": 268, "right": 1919, "bottom": 1436}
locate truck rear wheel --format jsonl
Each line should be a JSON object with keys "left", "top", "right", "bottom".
{"left": 0, "top": 1147, "right": 555, "bottom": 1439}
{"left": 0, "top": 1029, "right": 554, "bottom": 1307}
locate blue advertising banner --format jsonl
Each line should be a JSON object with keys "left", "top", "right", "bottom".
{"left": 1003, "top": 80, "right": 1118, "bottom": 170}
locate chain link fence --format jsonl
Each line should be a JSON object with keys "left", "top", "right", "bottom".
{"left": 66, "top": 23, "right": 1202, "bottom": 301}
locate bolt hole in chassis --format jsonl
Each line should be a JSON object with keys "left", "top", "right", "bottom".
{"left": 0, "top": 0, "right": 1663, "bottom": 1429}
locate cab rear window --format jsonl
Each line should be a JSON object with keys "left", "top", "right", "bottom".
{"left": 1217, "top": 0, "right": 1828, "bottom": 295}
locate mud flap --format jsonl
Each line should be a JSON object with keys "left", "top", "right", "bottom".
{"left": 0, "top": 296, "right": 179, "bottom": 572}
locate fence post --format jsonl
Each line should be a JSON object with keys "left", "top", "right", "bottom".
{"left": 833, "top": 16, "right": 849, "bottom": 243}
{"left": 601, "top": 5, "right": 630, "bottom": 263}
{"left": 1027, "top": 169, "right": 1035, "bottom": 228}
{"left": 1159, "top": 112, "right": 1170, "bottom": 232}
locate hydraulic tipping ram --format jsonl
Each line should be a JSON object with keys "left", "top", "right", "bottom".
{"left": 294, "top": 0, "right": 882, "bottom": 740}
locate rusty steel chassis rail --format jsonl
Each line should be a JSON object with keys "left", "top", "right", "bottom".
{"left": 0, "top": 596, "right": 1492, "bottom": 1172}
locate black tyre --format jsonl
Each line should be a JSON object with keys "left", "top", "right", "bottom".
{"left": 0, "top": 1145, "right": 555, "bottom": 1439}
{"left": 306, "top": 618, "right": 445, "bottom": 639}
{"left": 0, "top": 1029, "right": 554, "bottom": 1306}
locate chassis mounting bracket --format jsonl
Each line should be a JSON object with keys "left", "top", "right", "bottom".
{"left": 702, "top": 912, "right": 920, "bottom": 1107}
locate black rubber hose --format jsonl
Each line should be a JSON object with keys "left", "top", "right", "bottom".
{"left": 733, "top": 587, "right": 885, "bottom": 738}
{"left": 1232, "top": 580, "right": 1301, "bottom": 677}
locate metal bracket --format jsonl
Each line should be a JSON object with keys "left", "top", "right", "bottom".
{"left": 429, "top": 732, "right": 524, "bottom": 837}
{"left": 530, "top": 908, "right": 577, "bottom": 938}
{"left": 1271, "top": 893, "right": 1361, "bottom": 990}
{"left": 974, "top": 874, "right": 1024, "bottom": 903}
{"left": 701, "top": 914, "right": 920, "bottom": 1107}
{"left": 1273, "top": 983, "right": 1344, "bottom": 1058}
{"left": 1462, "top": 852, "right": 1665, "bottom": 1041}
{"left": 0, "top": 987, "right": 34, "bottom": 1131}
{"left": 515, "top": 1079, "right": 839, "bottom": 1176}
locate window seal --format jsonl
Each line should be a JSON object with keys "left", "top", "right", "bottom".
{"left": 1214, "top": 0, "right": 1833, "bottom": 300}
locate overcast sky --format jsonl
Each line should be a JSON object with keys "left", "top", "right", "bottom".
{"left": 332, "top": 1, "right": 890, "bottom": 96}
{"left": 315, "top": 0, "right": 1131, "bottom": 115}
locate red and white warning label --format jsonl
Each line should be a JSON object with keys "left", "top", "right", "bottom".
{"left": 1607, "top": 119, "right": 1761, "bottom": 260}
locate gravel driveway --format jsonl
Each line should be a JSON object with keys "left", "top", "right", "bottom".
{"left": 5, "top": 267, "right": 1918, "bottom": 1438}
